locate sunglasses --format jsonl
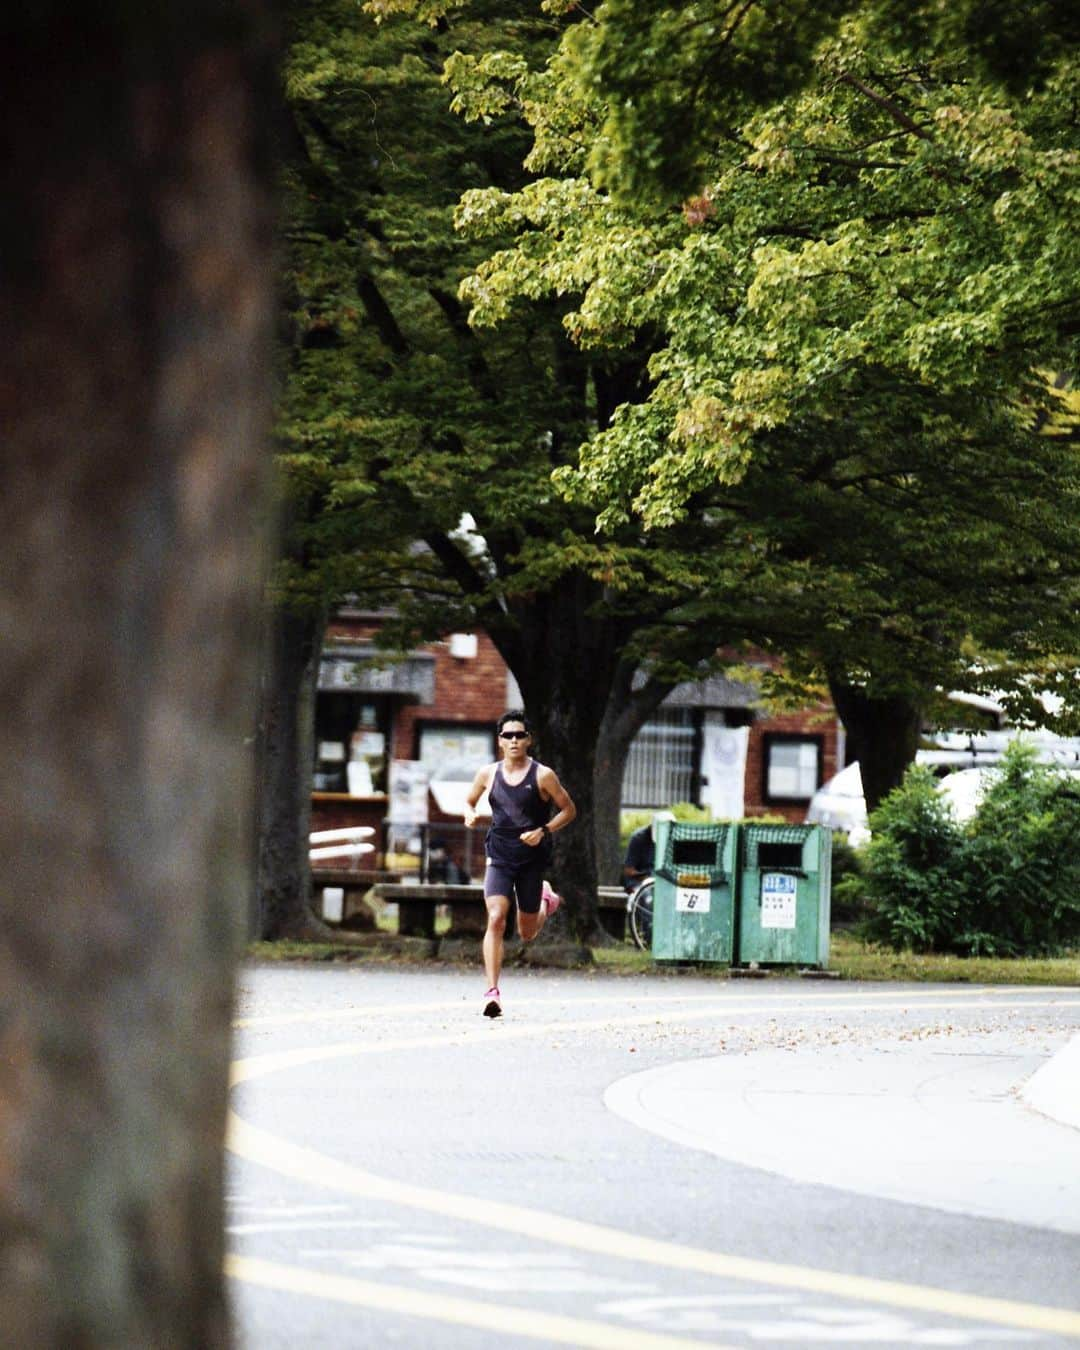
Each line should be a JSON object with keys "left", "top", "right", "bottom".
{"left": 500, "top": 730, "right": 530, "bottom": 740}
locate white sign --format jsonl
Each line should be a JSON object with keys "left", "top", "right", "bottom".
{"left": 701, "top": 716, "right": 749, "bottom": 820}
{"left": 761, "top": 872, "right": 797, "bottom": 929}
{"left": 675, "top": 885, "right": 711, "bottom": 914}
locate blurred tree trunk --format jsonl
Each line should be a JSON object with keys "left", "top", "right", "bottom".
{"left": 0, "top": 4, "right": 278, "bottom": 1345}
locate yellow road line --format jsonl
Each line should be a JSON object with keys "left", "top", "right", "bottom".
{"left": 226, "top": 1110, "right": 1080, "bottom": 1339}
{"left": 226, "top": 1254, "right": 731, "bottom": 1349}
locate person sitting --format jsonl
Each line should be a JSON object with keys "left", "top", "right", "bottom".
{"left": 427, "top": 837, "right": 469, "bottom": 884}
{"left": 622, "top": 810, "right": 675, "bottom": 892}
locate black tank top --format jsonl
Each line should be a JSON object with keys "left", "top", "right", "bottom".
{"left": 486, "top": 760, "right": 552, "bottom": 866}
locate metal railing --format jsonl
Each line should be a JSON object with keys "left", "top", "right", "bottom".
{"left": 382, "top": 819, "right": 481, "bottom": 883}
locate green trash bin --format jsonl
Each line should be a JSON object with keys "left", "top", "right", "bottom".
{"left": 737, "top": 823, "right": 831, "bottom": 967}
{"left": 651, "top": 820, "right": 737, "bottom": 963}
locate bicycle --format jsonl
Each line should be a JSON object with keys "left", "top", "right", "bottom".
{"left": 626, "top": 876, "right": 654, "bottom": 951}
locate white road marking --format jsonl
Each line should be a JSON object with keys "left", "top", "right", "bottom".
{"left": 227, "top": 1253, "right": 733, "bottom": 1350}
{"left": 598, "top": 1295, "right": 1037, "bottom": 1344}
{"left": 300, "top": 1240, "right": 653, "bottom": 1295}
{"left": 226, "top": 1114, "right": 1080, "bottom": 1333}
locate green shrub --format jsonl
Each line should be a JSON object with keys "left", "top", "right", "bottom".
{"left": 856, "top": 765, "right": 969, "bottom": 952}
{"left": 961, "top": 744, "right": 1080, "bottom": 956}
{"left": 854, "top": 742, "right": 1080, "bottom": 957}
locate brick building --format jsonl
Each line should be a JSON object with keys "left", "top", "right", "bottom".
{"left": 310, "top": 609, "right": 844, "bottom": 876}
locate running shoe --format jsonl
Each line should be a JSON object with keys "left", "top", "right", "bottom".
{"left": 482, "top": 987, "right": 502, "bottom": 1019}
{"left": 541, "top": 880, "right": 562, "bottom": 917}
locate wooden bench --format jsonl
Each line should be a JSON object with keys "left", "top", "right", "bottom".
{"left": 372, "top": 882, "right": 629, "bottom": 940}
{"left": 311, "top": 869, "right": 402, "bottom": 924}
{"left": 311, "top": 868, "right": 397, "bottom": 891}
{"left": 309, "top": 829, "right": 379, "bottom": 920}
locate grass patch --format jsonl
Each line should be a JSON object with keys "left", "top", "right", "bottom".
{"left": 246, "top": 931, "right": 1080, "bottom": 984}
{"left": 374, "top": 909, "right": 452, "bottom": 936}
{"left": 590, "top": 932, "right": 1080, "bottom": 984}
{"left": 246, "top": 941, "right": 356, "bottom": 962}
{"left": 245, "top": 939, "right": 411, "bottom": 964}
{"left": 592, "top": 944, "right": 656, "bottom": 975}
{"left": 826, "top": 931, "right": 1080, "bottom": 984}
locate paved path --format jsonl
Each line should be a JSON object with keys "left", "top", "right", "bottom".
{"left": 228, "top": 966, "right": 1080, "bottom": 1349}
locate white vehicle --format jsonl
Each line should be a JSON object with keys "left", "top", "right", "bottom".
{"left": 810, "top": 757, "right": 1080, "bottom": 841}
{"left": 935, "top": 764, "right": 1080, "bottom": 822}
{"left": 935, "top": 767, "right": 995, "bottom": 823}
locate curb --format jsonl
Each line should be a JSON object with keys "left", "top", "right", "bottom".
{"left": 1021, "top": 1032, "right": 1080, "bottom": 1132}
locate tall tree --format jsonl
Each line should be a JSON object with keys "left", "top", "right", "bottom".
{"left": 0, "top": 2, "right": 277, "bottom": 1343}
{"left": 264, "top": 0, "right": 762, "bottom": 940}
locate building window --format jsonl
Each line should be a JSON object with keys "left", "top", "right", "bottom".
{"left": 763, "top": 734, "right": 822, "bottom": 803}
{"left": 622, "top": 709, "right": 696, "bottom": 808}
{"left": 313, "top": 693, "right": 388, "bottom": 794}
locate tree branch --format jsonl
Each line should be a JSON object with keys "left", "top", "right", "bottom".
{"left": 357, "top": 274, "right": 410, "bottom": 357}
{"left": 429, "top": 285, "right": 499, "bottom": 401}
{"left": 836, "top": 72, "right": 931, "bottom": 142}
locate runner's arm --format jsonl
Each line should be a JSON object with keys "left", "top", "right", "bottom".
{"left": 520, "top": 767, "right": 576, "bottom": 846}
{"left": 463, "top": 765, "right": 492, "bottom": 829}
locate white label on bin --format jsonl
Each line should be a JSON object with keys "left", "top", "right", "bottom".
{"left": 675, "top": 885, "right": 711, "bottom": 914}
{"left": 761, "top": 872, "right": 797, "bottom": 929}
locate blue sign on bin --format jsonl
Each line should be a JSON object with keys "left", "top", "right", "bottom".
{"left": 761, "top": 872, "right": 797, "bottom": 929}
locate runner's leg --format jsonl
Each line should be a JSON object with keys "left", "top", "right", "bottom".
{"left": 483, "top": 893, "right": 510, "bottom": 991}
{"left": 515, "top": 862, "right": 547, "bottom": 942}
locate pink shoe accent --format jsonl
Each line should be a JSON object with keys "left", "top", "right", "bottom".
{"left": 541, "top": 881, "right": 562, "bottom": 917}
{"left": 483, "top": 987, "right": 502, "bottom": 1019}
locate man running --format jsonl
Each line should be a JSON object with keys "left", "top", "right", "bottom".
{"left": 464, "top": 711, "right": 576, "bottom": 1018}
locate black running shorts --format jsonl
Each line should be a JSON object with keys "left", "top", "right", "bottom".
{"left": 483, "top": 856, "right": 545, "bottom": 914}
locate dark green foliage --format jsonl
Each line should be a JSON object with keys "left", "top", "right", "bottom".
{"left": 962, "top": 746, "right": 1080, "bottom": 956}
{"left": 854, "top": 745, "right": 1080, "bottom": 956}
{"left": 855, "top": 766, "right": 968, "bottom": 953}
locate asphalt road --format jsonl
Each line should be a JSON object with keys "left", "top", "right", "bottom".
{"left": 227, "top": 963, "right": 1080, "bottom": 1349}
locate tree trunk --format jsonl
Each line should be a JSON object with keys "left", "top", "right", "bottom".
{"left": 538, "top": 708, "right": 602, "bottom": 944}
{"left": 256, "top": 603, "right": 328, "bottom": 939}
{"left": 0, "top": 6, "right": 277, "bottom": 1346}
{"left": 593, "top": 719, "right": 634, "bottom": 888}
{"left": 594, "top": 665, "right": 676, "bottom": 886}
{"left": 827, "top": 675, "right": 925, "bottom": 813}
{"left": 493, "top": 581, "right": 655, "bottom": 943}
